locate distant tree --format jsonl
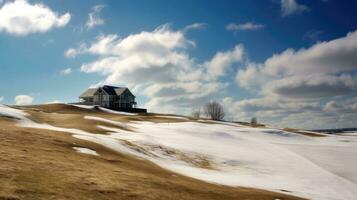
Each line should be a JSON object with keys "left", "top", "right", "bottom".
{"left": 203, "top": 101, "right": 225, "bottom": 121}
{"left": 191, "top": 108, "right": 201, "bottom": 119}
{"left": 250, "top": 117, "right": 257, "bottom": 125}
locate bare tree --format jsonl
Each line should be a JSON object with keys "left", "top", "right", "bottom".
{"left": 250, "top": 117, "right": 257, "bottom": 125}
{"left": 191, "top": 108, "right": 201, "bottom": 119}
{"left": 203, "top": 101, "right": 225, "bottom": 121}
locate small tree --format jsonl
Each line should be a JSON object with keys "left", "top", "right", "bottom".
{"left": 191, "top": 108, "right": 201, "bottom": 119}
{"left": 250, "top": 117, "right": 257, "bottom": 125}
{"left": 203, "top": 101, "right": 225, "bottom": 121}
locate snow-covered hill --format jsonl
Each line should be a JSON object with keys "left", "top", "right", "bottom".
{"left": 1, "top": 104, "right": 357, "bottom": 200}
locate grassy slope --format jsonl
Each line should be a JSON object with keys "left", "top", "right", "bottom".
{"left": 0, "top": 104, "right": 304, "bottom": 200}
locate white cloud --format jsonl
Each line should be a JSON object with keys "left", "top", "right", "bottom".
{"left": 226, "top": 22, "right": 265, "bottom": 31}
{"left": 67, "top": 24, "right": 239, "bottom": 113}
{"left": 0, "top": 0, "right": 71, "bottom": 36}
{"left": 14, "top": 95, "right": 33, "bottom": 105}
{"left": 204, "top": 44, "right": 245, "bottom": 79}
{"left": 67, "top": 24, "right": 357, "bottom": 129}
{"left": 0, "top": 96, "right": 3, "bottom": 102}
{"left": 265, "top": 74, "right": 357, "bottom": 98}
{"left": 86, "top": 4, "right": 105, "bottom": 29}
{"left": 220, "top": 96, "right": 349, "bottom": 129}
{"left": 281, "top": 0, "right": 309, "bottom": 17}
{"left": 236, "top": 62, "right": 265, "bottom": 90}
{"left": 60, "top": 68, "right": 72, "bottom": 75}
{"left": 64, "top": 48, "right": 78, "bottom": 58}
{"left": 233, "top": 30, "right": 357, "bottom": 129}
{"left": 237, "top": 31, "right": 357, "bottom": 98}
{"left": 323, "top": 98, "right": 357, "bottom": 113}
{"left": 323, "top": 101, "right": 340, "bottom": 112}
{"left": 69, "top": 25, "right": 195, "bottom": 58}
{"left": 182, "top": 23, "right": 206, "bottom": 32}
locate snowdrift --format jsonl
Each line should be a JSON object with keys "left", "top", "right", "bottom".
{"left": 1, "top": 104, "right": 357, "bottom": 200}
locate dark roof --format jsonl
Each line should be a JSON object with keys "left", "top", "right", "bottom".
{"left": 79, "top": 85, "right": 134, "bottom": 97}
{"left": 102, "top": 85, "right": 118, "bottom": 95}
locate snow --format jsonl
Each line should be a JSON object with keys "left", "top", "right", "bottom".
{"left": 197, "top": 119, "right": 245, "bottom": 127}
{"left": 1, "top": 104, "right": 357, "bottom": 200}
{"left": 340, "top": 132, "right": 357, "bottom": 136}
{"left": 156, "top": 115, "right": 189, "bottom": 120}
{"left": 98, "top": 107, "right": 137, "bottom": 115}
{"left": 73, "top": 147, "right": 99, "bottom": 156}
{"left": 84, "top": 116, "right": 128, "bottom": 127}
{"left": 69, "top": 104, "right": 96, "bottom": 109}
{"left": 82, "top": 120, "right": 357, "bottom": 200}
{"left": 0, "top": 104, "right": 28, "bottom": 119}
{"left": 69, "top": 104, "right": 137, "bottom": 115}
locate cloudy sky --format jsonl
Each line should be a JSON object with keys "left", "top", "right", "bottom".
{"left": 0, "top": 0, "right": 356, "bottom": 129}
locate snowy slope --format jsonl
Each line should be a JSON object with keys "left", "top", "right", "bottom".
{"left": 93, "top": 121, "right": 357, "bottom": 200}
{"left": 1, "top": 104, "right": 357, "bottom": 200}
{"left": 69, "top": 104, "right": 137, "bottom": 115}
{"left": 0, "top": 104, "right": 28, "bottom": 119}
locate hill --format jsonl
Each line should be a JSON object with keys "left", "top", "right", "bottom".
{"left": 1, "top": 104, "right": 357, "bottom": 200}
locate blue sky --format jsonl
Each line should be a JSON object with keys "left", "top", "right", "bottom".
{"left": 0, "top": 0, "right": 357, "bottom": 129}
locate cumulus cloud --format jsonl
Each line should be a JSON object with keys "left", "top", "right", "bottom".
{"left": 0, "top": 96, "right": 3, "bottom": 102}
{"left": 204, "top": 45, "right": 245, "bottom": 79}
{"left": 281, "top": 0, "right": 309, "bottom": 17}
{"left": 60, "top": 68, "right": 72, "bottom": 75}
{"left": 220, "top": 95, "right": 352, "bottom": 129}
{"left": 226, "top": 22, "right": 265, "bottom": 31}
{"left": 14, "top": 95, "right": 33, "bottom": 105}
{"left": 224, "top": 97, "right": 320, "bottom": 116}
{"left": 67, "top": 24, "right": 238, "bottom": 113}
{"left": 232, "top": 30, "right": 357, "bottom": 128}
{"left": 323, "top": 98, "right": 357, "bottom": 113}
{"left": 77, "top": 25, "right": 196, "bottom": 85}
{"left": 67, "top": 23, "right": 357, "bottom": 129}
{"left": 0, "top": 0, "right": 71, "bottom": 36}
{"left": 236, "top": 62, "right": 265, "bottom": 90}
{"left": 86, "top": 4, "right": 105, "bottom": 29}
{"left": 265, "top": 74, "right": 357, "bottom": 98}
{"left": 323, "top": 101, "right": 340, "bottom": 112}
{"left": 64, "top": 48, "right": 78, "bottom": 58}
{"left": 237, "top": 31, "right": 357, "bottom": 98}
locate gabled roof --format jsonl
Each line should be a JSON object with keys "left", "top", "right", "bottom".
{"left": 79, "top": 85, "right": 135, "bottom": 97}
{"left": 102, "top": 85, "right": 118, "bottom": 95}
{"left": 114, "top": 87, "right": 126, "bottom": 95}
{"left": 79, "top": 88, "right": 98, "bottom": 98}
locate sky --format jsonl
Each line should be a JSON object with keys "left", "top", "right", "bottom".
{"left": 0, "top": 0, "right": 357, "bottom": 129}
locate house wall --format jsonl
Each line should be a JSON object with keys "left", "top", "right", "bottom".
{"left": 110, "top": 92, "right": 136, "bottom": 109}
{"left": 80, "top": 89, "right": 136, "bottom": 109}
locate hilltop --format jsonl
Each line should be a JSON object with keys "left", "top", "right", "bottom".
{"left": 1, "top": 103, "right": 356, "bottom": 200}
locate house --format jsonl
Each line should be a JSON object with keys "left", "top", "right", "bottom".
{"left": 79, "top": 85, "right": 146, "bottom": 113}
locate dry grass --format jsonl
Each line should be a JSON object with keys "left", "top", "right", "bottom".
{"left": 123, "top": 142, "right": 214, "bottom": 169}
{"left": 0, "top": 104, "right": 305, "bottom": 200}
{"left": 282, "top": 128, "right": 325, "bottom": 137}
